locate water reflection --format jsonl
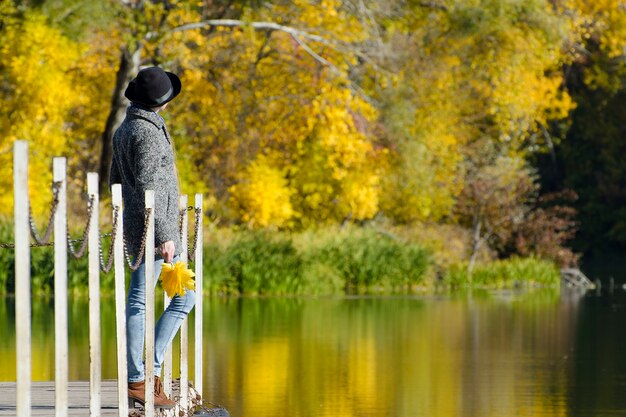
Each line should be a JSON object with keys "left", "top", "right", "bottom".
{"left": 3, "top": 289, "right": 625, "bottom": 416}
{"left": 202, "top": 292, "right": 578, "bottom": 417}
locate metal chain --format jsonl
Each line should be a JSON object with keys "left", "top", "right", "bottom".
{"left": 123, "top": 207, "right": 153, "bottom": 271}
{"left": 98, "top": 205, "right": 153, "bottom": 272}
{"left": 67, "top": 194, "right": 95, "bottom": 259}
{"left": 179, "top": 206, "right": 202, "bottom": 260}
{"left": 99, "top": 205, "right": 119, "bottom": 273}
{"left": 7, "top": 189, "right": 189, "bottom": 278}
{"left": 0, "top": 233, "right": 111, "bottom": 250}
{"left": 0, "top": 242, "right": 54, "bottom": 249}
{"left": 188, "top": 207, "right": 202, "bottom": 260}
{"left": 178, "top": 207, "right": 189, "bottom": 243}
{"left": 29, "top": 181, "right": 62, "bottom": 245}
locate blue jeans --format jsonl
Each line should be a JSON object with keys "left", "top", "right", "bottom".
{"left": 126, "top": 255, "right": 196, "bottom": 383}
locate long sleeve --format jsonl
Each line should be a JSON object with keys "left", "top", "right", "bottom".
{"left": 132, "top": 126, "right": 180, "bottom": 248}
{"left": 112, "top": 104, "right": 182, "bottom": 257}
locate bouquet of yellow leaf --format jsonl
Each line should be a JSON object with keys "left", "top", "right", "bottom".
{"left": 159, "top": 261, "right": 195, "bottom": 298}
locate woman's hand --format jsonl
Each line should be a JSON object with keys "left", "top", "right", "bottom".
{"left": 157, "top": 240, "right": 175, "bottom": 263}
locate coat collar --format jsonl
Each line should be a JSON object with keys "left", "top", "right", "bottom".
{"left": 126, "top": 103, "right": 166, "bottom": 129}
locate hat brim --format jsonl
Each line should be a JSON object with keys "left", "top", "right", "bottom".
{"left": 125, "top": 71, "right": 182, "bottom": 107}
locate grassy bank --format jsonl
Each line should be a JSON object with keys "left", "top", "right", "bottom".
{"left": 203, "top": 227, "right": 431, "bottom": 295}
{"left": 0, "top": 223, "right": 561, "bottom": 296}
{"left": 441, "top": 257, "right": 562, "bottom": 290}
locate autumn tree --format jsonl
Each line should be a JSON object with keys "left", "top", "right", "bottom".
{"left": 2, "top": 0, "right": 619, "bottom": 264}
{"left": 166, "top": 0, "right": 382, "bottom": 227}
{"left": 455, "top": 156, "right": 538, "bottom": 273}
{"left": 0, "top": 3, "right": 85, "bottom": 214}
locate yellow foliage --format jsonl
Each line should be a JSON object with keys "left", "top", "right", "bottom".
{"left": 230, "top": 155, "right": 294, "bottom": 228}
{"left": 164, "top": 2, "right": 381, "bottom": 228}
{"left": 0, "top": 10, "right": 84, "bottom": 216}
{"left": 1, "top": 0, "right": 617, "bottom": 233}
{"left": 376, "top": 0, "right": 579, "bottom": 223}
{"left": 561, "top": 0, "right": 626, "bottom": 90}
{"left": 159, "top": 261, "right": 196, "bottom": 298}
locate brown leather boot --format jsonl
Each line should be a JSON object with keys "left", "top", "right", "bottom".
{"left": 154, "top": 376, "right": 176, "bottom": 409}
{"left": 128, "top": 380, "right": 146, "bottom": 408}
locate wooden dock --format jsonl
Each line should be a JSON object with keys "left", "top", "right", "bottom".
{"left": 5, "top": 144, "right": 214, "bottom": 417}
{"left": 0, "top": 380, "right": 198, "bottom": 416}
{"left": 0, "top": 380, "right": 121, "bottom": 416}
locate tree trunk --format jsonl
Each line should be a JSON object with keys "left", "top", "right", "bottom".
{"left": 98, "top": 45, "right": 142, "bottom": 193}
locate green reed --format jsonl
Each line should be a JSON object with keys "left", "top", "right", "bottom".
{"left": 0, "top": 221, "right": 560, "bottom": 296}
{"left": 203, "top": 227, "right": 432, "bottom": 295}
{"left": 442, "top": 257, "right": 561, "bottom": 289}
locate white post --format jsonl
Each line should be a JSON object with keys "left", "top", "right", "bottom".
{"left": 179, "top": 195, "right": 189, "bottom": 411}
{"left": 53, "top": 158, "right": 68, "bottom": 417}
{"left": 163, "top": 296, "right": 172, "bottom": 398}
{"left": 87, "top": 173, "right": 101, "bottom": 417}
{"left": 112, "top": 184, "right": 128, "bottom": 417}
{"left": 144, "top": 190, "right": 156, "bottom": 416}
{"left": 14, "top": 141, "right": 31, "bottom": 417}
{"left": 194, "top": 194, "right": 203, "bottom": 398}
{"left": 163, "top": 195, "right": 173, "bottom": 400}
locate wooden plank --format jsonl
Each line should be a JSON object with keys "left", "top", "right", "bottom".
{"left": 112, "top": 185, "right": 128, "bottom": 417}
{"left": 144, "top": 190, "right": 155, "bottom": 417}
{"left": 53, "top": 157, "right": 68, "bottom": 417}
{"left": 0, "top": 381, "right": 191, "bottom": 417}
{"left": 194, "top": 193, "right": 203, "bottom": 398}
{"left": 14, "top": 140, "right": 31, "bottom": 417}
{"left": 87, "top": 173, "right": 101, "bottom": 417}
{"left": 0, "top": 382, "right": 118, "bottom": 417}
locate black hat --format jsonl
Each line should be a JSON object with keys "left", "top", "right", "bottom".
{"left": 124, "top": 66, "right": 182, "bottom": 107}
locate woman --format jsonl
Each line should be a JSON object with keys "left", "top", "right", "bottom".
{"left": 110, "top": 66, "right": 196, "bottom": 409}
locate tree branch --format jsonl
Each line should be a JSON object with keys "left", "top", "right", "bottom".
{"left": 171, "top": 19, "right": 327, "bottom": 43}
{"left": 166, "top": 18, "right": 378, "bottom": 105}
{"left": 291, "top": 33, "right": 334, "bottom": 68}
{"left": 167, "top": 18, "right": 387, "bottom": 74}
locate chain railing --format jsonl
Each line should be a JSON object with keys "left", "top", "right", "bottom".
{"left": 5, "top": 185, "right": 202, "bottom": 273}
{"left": 123, "top": 207, "right": 153, "bottom": 271}
{"left": 12, "top": 144, "right": 208, "bottom": 417}
{"left": 98, "top": 205, "right": 119, "bottom": 273}
{"left": 98, "top": 205, "right": 153, "bottom": 273}
{"left": 179, "top": 206, "right": 202, "bottom": 260}
{"left": 67, "top": 194, "right": 95, "bottom": 259}
{"left": 28, "top": 181, "right": 62, "bottom": 245}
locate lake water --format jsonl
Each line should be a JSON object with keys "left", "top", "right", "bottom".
{"left": 1, "top": 289, "right": 626, "bottom": 416}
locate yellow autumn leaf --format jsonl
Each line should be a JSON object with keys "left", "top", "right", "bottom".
{"left": 159, "top": 261, "right": 196, "bottom": 298}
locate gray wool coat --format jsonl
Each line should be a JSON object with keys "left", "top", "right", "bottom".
{"left": 110, "top": 104, "right": 182, "bottom": 257}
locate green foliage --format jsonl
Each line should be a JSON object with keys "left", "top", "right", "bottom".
{"left": 35, "top": 0, "right": 117, "bottom": 40}
{"left": 442, "top": 257, "right": 561, "bottom": 289}
{"left": 202, "top": 227, "right": 432, "bottom": 295}
{"left": 0, "top": 220, "right": 564, "bottom": 296}
{"left": 205, "top": 231, "right": 303, "bottom": 296}
{"left": 311, "top": 229, "right": 432, "bottom": 294}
